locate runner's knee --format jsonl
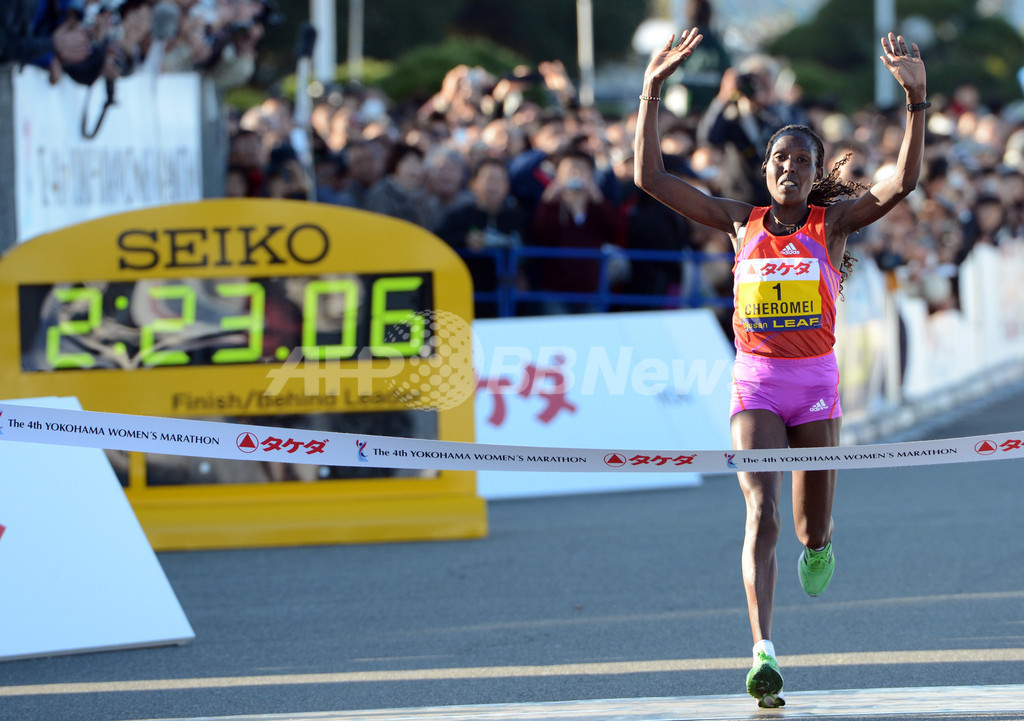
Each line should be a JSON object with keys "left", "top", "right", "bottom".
{"left": 745, "top": 495, "right": 782, "bottom": 537}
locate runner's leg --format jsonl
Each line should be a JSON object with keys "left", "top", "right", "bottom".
{"left": 732, "top": 409, "right": 788, "bottom": 642}
{"left": 788, "top": 418, "right": 841, "bottom": 548}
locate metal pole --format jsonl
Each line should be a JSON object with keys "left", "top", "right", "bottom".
{"left": 576, "top": 0, "right": 595, "bottom": 107}
{"left": 292, "top": 23, "right": 318, "bottom": 201}
{"left": 309, "top": 0, "right": 336, "bottom": 85}
{"left": 874, "top": 0, "right": 896, "bottom": 109}
{"left": 348, "top": 0, "right": 365, "bottom": 85}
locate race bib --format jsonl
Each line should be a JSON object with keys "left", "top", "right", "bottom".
{"left": 736, "top": 258, "right": 821, "bottom": 332}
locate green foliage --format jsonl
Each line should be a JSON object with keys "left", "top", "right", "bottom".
{"left": 256, "top": 0, "right": 648, "bottom": 92}
{"left": 377, "top": 36, "right": 525, "bottom": 104}
{"left": 449, "top": 1, "right": 647, "bottom": 68}
{"left": 223, "top": 86, "right": 269, "bottom": 112}
{"left": 765, "top": 0, "right": 1024, "bottom": 112}
{"left": 780, "top": 0, "right": 872, "bottom": 69}
{"left": 333, "top": 58, "right": 396, "bottom": 88}
{"left": 233, "top": 36, "right": 524, "bottom": 110}
{"left": 275, "top": 58, "right": 396, "bottom": 101}
{"left": 900, "top": 0, "right": 975, "bottom": 20}
{"left": 358, "top": 0, "right": 464, "bottom": 60}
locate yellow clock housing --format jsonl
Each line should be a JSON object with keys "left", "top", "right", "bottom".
{"left": 0, "top": 199, "right": 486, "bottom": 549}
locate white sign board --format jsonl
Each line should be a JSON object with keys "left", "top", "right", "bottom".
{"left": 473, "top": 310, "right": 734, "bottom": 498}
{"left": 899, "top": 240, "right": 1024, "bottom": 402}
{"left": 0, "top": 397, "right": 194, "bottom": 661}
{"left": 12, "top": 66, "right": 203, "bottom": 243}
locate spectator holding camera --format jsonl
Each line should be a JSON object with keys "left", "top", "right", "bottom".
{"left": 104, "top": 0, "right": 153, "bottom": 79}
{"left": 1, "top": 0, "right": 89, "bottom": 68}
{"left": 12, "top": 0, "right": 99, "bottom": 84}
{"left": 17, "top": 0, "right": 174, "bottom": 86}
{"left": 529, "top": 148, "right": 621, "bottom": 314}
{"left": 195, "top": 0, "right": 279, "bottom": 89}
{"left": 162, "top": 1, "right": 216, "bottom": 72}
{"left": 436, "top": 157, "right": 527, "bottom": 317}
{"left": 698, "top": 54, "right": 805, "bottom": 205}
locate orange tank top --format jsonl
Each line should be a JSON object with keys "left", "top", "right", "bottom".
{"left": 731, "top": 206, "right": 841, "bottom": 358}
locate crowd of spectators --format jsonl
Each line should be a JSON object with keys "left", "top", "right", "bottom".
{"left": 6, "top": 0, "right": 1023, "bottom": 328}
{"left": 227, "top": 48, "right": 1024, "bottom": 327}
{"left": 1, "top": 0, "right": 278, "bottom": 90}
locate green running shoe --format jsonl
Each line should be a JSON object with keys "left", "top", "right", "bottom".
{"left": 798, "top": 542, "right": 835, "bottom": 597}
{"left": 746, "top": 651, "right": 785, "bottom": 708}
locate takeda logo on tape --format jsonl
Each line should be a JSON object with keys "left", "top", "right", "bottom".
{"left": 603, "top": 452, "right": 627, "bottom": 468}
{"left": 975, "top": 438, "right": 1022, "bottom": 455}
{"left": 975, "top": 440, "right": 998, "bottom": 455}
{"left": 239, "top": 434, "right": 329, "bottom": 457}
{"left": 236, "top": 432, "right": 259, "bottom": 453}
{"left": 239, "top": 429, "right": 333, "bottom": 457}
{"left": 601, "top": 451, "right": 698, "bottom": 468}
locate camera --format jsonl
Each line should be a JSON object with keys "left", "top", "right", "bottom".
{"left": 564, "top": 177, "right": 586, "bottom": 191}
{"left": 226, "top": 20, "right": 256, "bottom": 38}
{"left": 736, "top": 72, "right": 759, "bottom": 98}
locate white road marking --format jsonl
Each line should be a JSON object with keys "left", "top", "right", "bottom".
{"left": 116, "top": 684, "right": 1024, "bottom": 720}
{"left": 2, "top": 648, "right": 1023, "bottom": 698}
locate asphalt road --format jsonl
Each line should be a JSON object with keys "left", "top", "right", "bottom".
{"left": 2, "top": 382, "right": 1023, "bottom": 721}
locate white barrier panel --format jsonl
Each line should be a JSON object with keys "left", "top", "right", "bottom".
{"left": 472, "top": 310, "right": 733, "bottom": 497}
{"left": 833, "top": 257, "right": 888, "bottom": 420}
{"left": 901, "top": 299, "right": 973, "bottom": 399}
{"left": 901, "top": 240, "right": 1024, "bottom": 402}
{"left": 12, "top": 66, "right": 202, "bottom": 244}
{"left": 2, "top": 402, "right": 1022, "bottom": 475}
{"left": 0, "top": 398, "right": 194, "bottom": 661}
{"left": 960, "top": 241, "right": 1024, "bottom": 368}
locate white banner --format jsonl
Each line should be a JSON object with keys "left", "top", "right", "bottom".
{"left": 834, "top": 256, "right": 888, "bottom": 420}
{"left": 1, "top": 403, "right": 1022, "bottom": 475}
{"left": 13, "top": 66, "right": 203, "bottom": 243}
{"left": 472, "top": 310, "right": 732, "bottom": 496}
{"left": 900, "top": 239, "right": 1024, "bottom": 401}
{"left": 960, "top": 240, "right": 1024, "bottom": 368}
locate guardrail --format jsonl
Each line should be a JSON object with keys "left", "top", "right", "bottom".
{"left": 458, "top": 246, "right": 736, "bottom": 317}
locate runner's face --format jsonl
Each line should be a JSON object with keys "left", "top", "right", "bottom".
{"left": 763, "top": 133, "right": 820, "bottom": 205}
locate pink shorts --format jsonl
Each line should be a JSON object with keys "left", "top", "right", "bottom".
{"left": 730, "top": 351, "right": 842, "bottom": 426}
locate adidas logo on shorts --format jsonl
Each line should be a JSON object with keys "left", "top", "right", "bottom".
{"left": 781, "top": 242, "right": 801, "bottom": 255}
{"left": 809, "top": 399, "right": 828, "bottom": 412}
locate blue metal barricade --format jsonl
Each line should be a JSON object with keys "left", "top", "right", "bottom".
{"left": 456, "top": 246, "right": 735, "bottom": 317}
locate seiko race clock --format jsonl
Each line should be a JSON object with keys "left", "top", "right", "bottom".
{"left": 0, "top": 199, "right": 485, "bottom": 549}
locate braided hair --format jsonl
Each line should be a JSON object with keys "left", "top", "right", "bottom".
{"left": 764, "top": 124, "right": 866, "bottom": 290}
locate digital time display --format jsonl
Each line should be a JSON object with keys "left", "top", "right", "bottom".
{"left": 19, "top": 272, "right": 434, "bottom": 372}
{"left": 0, "top": 198, "right": 485, "bottom": 549}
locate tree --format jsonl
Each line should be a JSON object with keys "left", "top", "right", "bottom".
{"left": 255, "top": 0, "right": 649, "bottom": 92}
{"left": 765, "top": 0, "right": 1024, "bottom": 112}
{"left": 379, "top": 37, "right": 525, "bottom": 105}
{"left": 452, "top": 0, "right": 647, "bottom": 67}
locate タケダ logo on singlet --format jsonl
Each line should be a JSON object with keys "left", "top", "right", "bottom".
{"left": 736, "top": 257, "right": 822, "bottom": 331}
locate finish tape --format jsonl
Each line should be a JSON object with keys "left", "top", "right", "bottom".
{"left": 0, "top": 403, "right": 1022, "bottom": 475}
